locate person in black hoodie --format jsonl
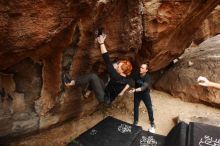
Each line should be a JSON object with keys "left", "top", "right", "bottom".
{"left": 65, "top": 34, "right": 133, "bottom": 104}
{"left": 128, "top": 63, "right": 155, "bottom": 133}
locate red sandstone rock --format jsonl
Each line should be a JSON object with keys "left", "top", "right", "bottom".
{"left": 155, "top": 35, "right": 220, "bottom": 107}
{"left": 0, "top": 0, "right": 219, "bottom": 139}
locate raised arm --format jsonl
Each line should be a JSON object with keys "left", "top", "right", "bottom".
{"left": 97, "top": 34, "right": 107, "bottom": 54}
{"left": 96, "top": 34, "right": 120, "bottom": 79}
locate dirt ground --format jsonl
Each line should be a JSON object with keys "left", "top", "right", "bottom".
{"left": 9, "top": 90, "right": 220, "bottom": 146}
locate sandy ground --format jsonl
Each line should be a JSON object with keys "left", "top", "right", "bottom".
{"left": 9, "top": 90, "right": 220, "bottom": 146}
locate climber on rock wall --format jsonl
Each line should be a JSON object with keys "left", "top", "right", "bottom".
{"left": 65, "top": 34, "right": 133, "bottom": 104}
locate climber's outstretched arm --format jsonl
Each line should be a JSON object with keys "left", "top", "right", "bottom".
{"left": 198, "top": 76, "right": 220, "bottom": 90}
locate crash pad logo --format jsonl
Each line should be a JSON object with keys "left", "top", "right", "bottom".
{"left": 140, "top": 136, "right": 157, "bottom": 146}
{"left": 89, "top": 129, "right": 98, "bottom": 135}
{"left": 199, "top": 135, "right": 220, "bottom": 146}
{"left": 118, "top": 124, "right": 132, "bottom": 133}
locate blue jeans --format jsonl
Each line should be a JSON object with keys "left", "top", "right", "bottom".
{"left": 134, "top": 93, "right": 154, "bottom": 125}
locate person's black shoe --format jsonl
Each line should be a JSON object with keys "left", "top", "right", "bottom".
{"left": 133, "top": 121, "right": 138, "bottom": 126}
{"left": 63, "top": 73, "right": 71, "bottom": 84}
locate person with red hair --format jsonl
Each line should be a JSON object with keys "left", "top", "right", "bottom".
{"left": 119, "top": 63, "right": 156, "bottom": 133}
{"left": 65, "top": 34, "right": 133, "bottom": 105}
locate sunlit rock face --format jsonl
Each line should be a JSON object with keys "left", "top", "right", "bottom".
{"left": 193, "top": 5, "right": 220, "bottom": 45}
{"left": 0, "top": 0, "right": 219, "bottom": 139}
{"left": 155, "top": 35, "right": 220, "bottom": 106}
{"left": 208, "top": 5, "right": 220, "bottom": 36}
{"left": 140, "top": 0, "right": 220, "bottom": 71}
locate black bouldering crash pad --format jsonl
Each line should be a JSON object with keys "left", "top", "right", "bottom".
{"left": 165, "top": 122, "right": 189, "bottom": 146}
{"left": 131, "top": 131, "right": 165, "bottom": 146}
{"left": 67, "top": 116, "right": 142, "bottom": 146}
{"left": 67, "top": 116, "right": 220, "bottom": 146}
{"left": 165, "top": 122, "right": 220, "bottom": 146}
{"left": 188, "top": 122, "right": 220, "bottom": 146}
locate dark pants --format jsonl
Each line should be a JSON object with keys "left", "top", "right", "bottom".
{"left": 75, "top": 73, "right": 107, "bottom": 102}
{"left": 134, "top": 93, "right": 154, "bottom": 125}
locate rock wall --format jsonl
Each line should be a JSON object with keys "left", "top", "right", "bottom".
{"left": 0, "top": 0, "right": 219, "bottom": 139}
{"left": 155, "top": 35, "right": 220, "bottom": 107}
{"left": 193, "top": 5, "right": 220, "bottom": 45}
